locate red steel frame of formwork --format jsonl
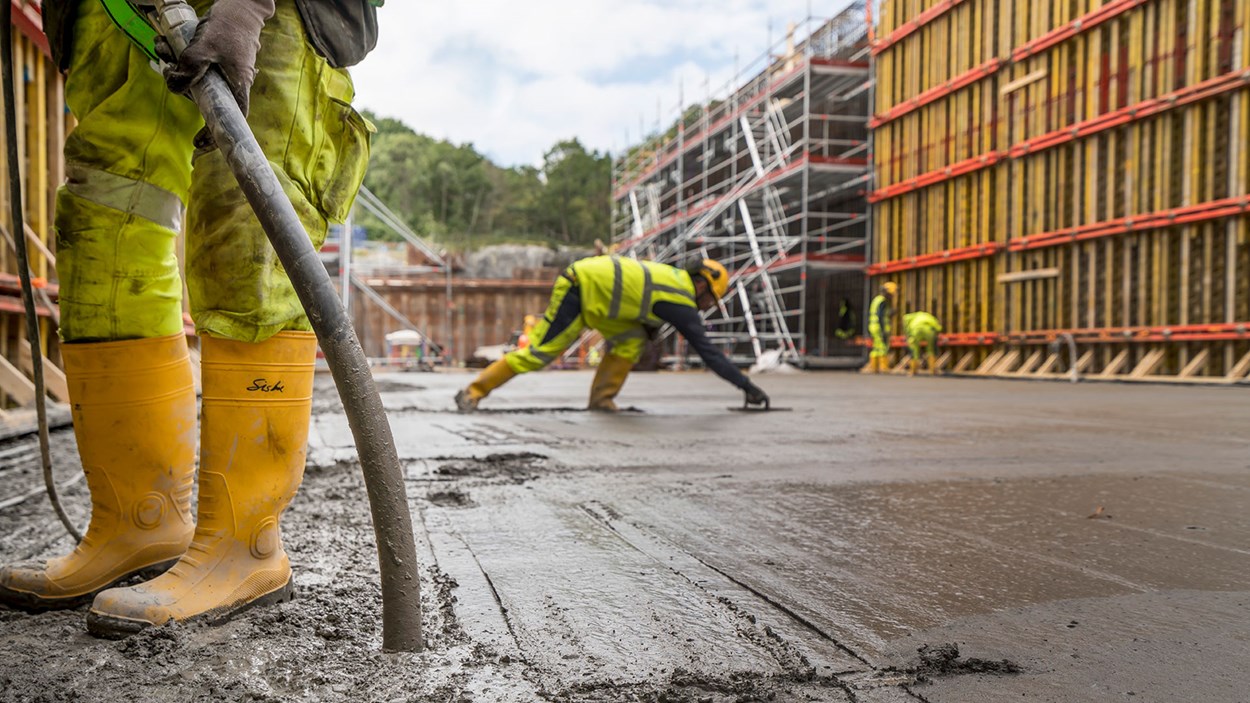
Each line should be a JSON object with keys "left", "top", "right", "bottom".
{"left": 870, "top": 11, "right": 1250, "bottom": 204}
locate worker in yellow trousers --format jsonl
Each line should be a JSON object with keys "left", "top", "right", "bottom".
{"left": 0, "top": 0, "right": 377, "bottom": 638}
{"left": 903, "top": 311, "right": 943, "bottom": 376}
{"left": 455, "top": 256, "right": 770, "bottom": 412}
{"left": 865, "top": 281, "right": 898, "bottom": 373}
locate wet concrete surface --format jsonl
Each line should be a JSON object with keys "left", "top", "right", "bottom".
{"left": 1, "top": 370, "right": 1248, "bottom": 701}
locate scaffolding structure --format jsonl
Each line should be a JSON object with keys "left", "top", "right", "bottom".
{"left": 611, "top": 3, "right": 871, "bottom": 366}
{"left": 870, "top": 0, "right": 1250, "bottom": 382}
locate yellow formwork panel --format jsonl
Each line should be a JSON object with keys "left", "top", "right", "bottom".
{"left": 870, "top": 0, "right": 1250, "bottom": 378}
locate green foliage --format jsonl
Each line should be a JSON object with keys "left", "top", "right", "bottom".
{"left": 359, "top": 112, "right": 611, "bottom": 250}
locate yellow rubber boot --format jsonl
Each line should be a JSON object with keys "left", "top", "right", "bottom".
{"left": 0, "top": 335, "right": 196, "bottom": 611}
{"left": 928, "top": 353, "right": 939, "bottom": 375}
{"left": 909, "top": 358, "right": 919, "bottom": 376}
{"left": 587, "top": 353, "right": 633, "bottom": 411}
{"left": 455, "top": 358, "right": 517, "bottom": 412}
{"left": 87, "top": 332, "right": 316, "bottom": 637}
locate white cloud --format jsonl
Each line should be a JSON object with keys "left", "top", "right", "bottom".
{"left": 352, "top": 1, "right": 854, "bottom": 167}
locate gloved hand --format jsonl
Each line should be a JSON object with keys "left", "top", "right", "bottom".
{"left": 744, "top": 382, "right": 769, "bottom": 407}
{"left": 161, "top": 0, "right": 276, "bottom": 115}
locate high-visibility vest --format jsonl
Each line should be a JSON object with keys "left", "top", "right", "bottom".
{"left": 869, "top": 294, "right": 892, "bottom": 329}
{"left": 904, "top": 311, "right": 943, "bottom": 337}
{"left": 569, "top": 256, "right": 698, "bottom": 327}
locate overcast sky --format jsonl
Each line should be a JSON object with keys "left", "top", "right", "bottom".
{"left": 351, "top": 1, "right": 853, "bottom": 168}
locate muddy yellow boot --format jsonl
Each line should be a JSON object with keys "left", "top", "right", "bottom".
{"left": 588, "top": 353, "right": 633, "bottom": 411}
{"left": 86, "top": 332, "right": 316, "bottom": 637}
{"left": 908, "top": 358, "right": 919, "bottom": 376}
{"left": 455, "top": 358, "right": 516, "bottom": 412}
{"left": 928, "top": 353, "right": 939, "bottom": 375}
{"left": 0, "top": 335, "right": 196, "bottom": 611}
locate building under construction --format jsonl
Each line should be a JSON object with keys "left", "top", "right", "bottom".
{"left": 870, "top": 0, "right": 1250, "bottom": 382}
{"left": 611, "top": 3, "right": 872, "bottom": 367}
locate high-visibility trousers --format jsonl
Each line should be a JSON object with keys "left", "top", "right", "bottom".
{"left": 56, "top": 0, "right": 370, "bottom": 343}
{"left": 907, "top": 324, "right": 939, "bottom": 360}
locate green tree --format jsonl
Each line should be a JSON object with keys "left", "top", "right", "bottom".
{"left": 539, "top": 138, "right": 611, "bottom": 245}
{"left": 357, "top": 113, "right": 612, "bottom": 250}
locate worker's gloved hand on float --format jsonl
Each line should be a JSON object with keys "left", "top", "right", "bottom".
{"left": 743, "top": 381, "right": 770, "bottom": 408}
{"left": 455, "top": 257, "right": 771, "bottom": 413}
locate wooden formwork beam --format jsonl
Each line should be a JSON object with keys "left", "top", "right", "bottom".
{"left": 1015, "top": 350, "right": 1044, "bottom": 375}
{"left": 1227, "top": 350, "right": 1250, "bottom": 381}
{"left": 0, "top": 353, "right": 35, "bottom": 406}
{"left": 953, "top": 350, "right": 978, "bottom": 373}
{"left": 17, "top": 340, "right": 65, "bottom": 402}
{"left": 1178, "top": 349, "right": 1210, "bottom": 378}
{"left": 974, "top": 349, "right": 1005, "bottom": 375}
{"left": 1130, "top": 348, "right": 1167, "bottom": 378}
{"left": 1037, "top": 353, "right": 1061, "bottom": 375}
{"left": 1100, "top": 350, "right": 1132, "bottom": 378}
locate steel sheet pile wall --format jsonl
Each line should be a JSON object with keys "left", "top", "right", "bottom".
{"left": 351, "top": 278, "right": 553, "bottom": 362}
{"left": 870, "top": 0, "right": 1250, "bottom": 381}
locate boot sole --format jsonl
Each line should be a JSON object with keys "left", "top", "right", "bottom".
{"left": 85, "top": 579, "right": 295, "bottom": 639}
{"left": 0, "top": 557, "right": 181, "bottom": 614}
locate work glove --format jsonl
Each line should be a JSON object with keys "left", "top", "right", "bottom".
{"left": 160, "top": 0, "right": 276, "bottom": 115}
{"left": 743, "top": 382, "right": 770, "bottom": 407}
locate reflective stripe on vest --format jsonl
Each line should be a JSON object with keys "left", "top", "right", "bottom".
{"left": 573, "top": 255, "right": 696, "bottom": 325}
{"left": 64, "top": 162, "right": 185, "bottom": 232}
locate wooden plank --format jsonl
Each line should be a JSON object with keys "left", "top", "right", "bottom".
{"left": 0, "top": 354, "right": 36, "bottom": 406}
{"left": 1178, "top": 349, "right": 1210, "bottom": 378}
{"left": 1226, "top": 350, "right": 1250, "bottom": 380}
{"left": 1075, "top": 349, "right": 1095, "bottom": 373}
{"left": 1129, "top": 348, "right": 1166, "bottom": 378}
{"left": 1015, "top": 350, "right": 1043, "bottom": 375}
{"left": 17, "top": 340, "right": 67, "bottom": 402}
{"left": 1000, "top": 68, "right": 1049, "bottom": 96}
{"left": 1099, "top": 349, "right": 1131, "bottom": 377}
{"left": 991, "top": 349, "right": 1022, "bottom": 374}
{"left": 997, "top": 267, "right": 1060, "bottom": 284}
{"left": 890, "top": 355, "right": 912, "bottom": 375}
{"left": 933, "top": 350, "right": 952, "bottom": 370}
{"left": 1037, "top": 352, "right": 1061, "bottom": 375}
{"left": 974, "top": 349, "right": 1005, "bottom": 374}
{"left": 953, "top": 350, "right": 978, "bottom": 373}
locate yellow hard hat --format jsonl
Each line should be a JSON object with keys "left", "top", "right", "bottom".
{"left": 696, "top": 259, "right": 730, "bottom": 299}
{"left": 883, "top": 281, "right": 899, "bottom": 296}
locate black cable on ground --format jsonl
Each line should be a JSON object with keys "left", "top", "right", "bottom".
{"left": 1, "top": 5, "right": 82, "bottom": 543}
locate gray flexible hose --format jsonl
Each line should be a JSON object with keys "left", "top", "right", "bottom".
{"left": 150, "top": 0, "right": 423, "bottom": 651}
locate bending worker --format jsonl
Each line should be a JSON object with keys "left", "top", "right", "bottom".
{"left": 0, "top": 0, "right": 378, "bottom": 638}
{"left": 903, "top": 311, "right": 943, "bottom": 375}
{"left": 866, "top": 281, "right": 898, "bottom": 373}
{"left": 455, "top": 256, "right": 771, "bottom": 412}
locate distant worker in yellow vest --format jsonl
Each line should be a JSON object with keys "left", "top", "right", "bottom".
{"left": 516, "top": 314, "right": 538, "bottom": 350}
{"left": 866, "top": 282, "right": 898, "bottom": 373}
{"left": 903, "top": 311, "right": 943, "bottom": 376}
{"left": 455, "top": 256, "right": 770, "bottom": 411}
